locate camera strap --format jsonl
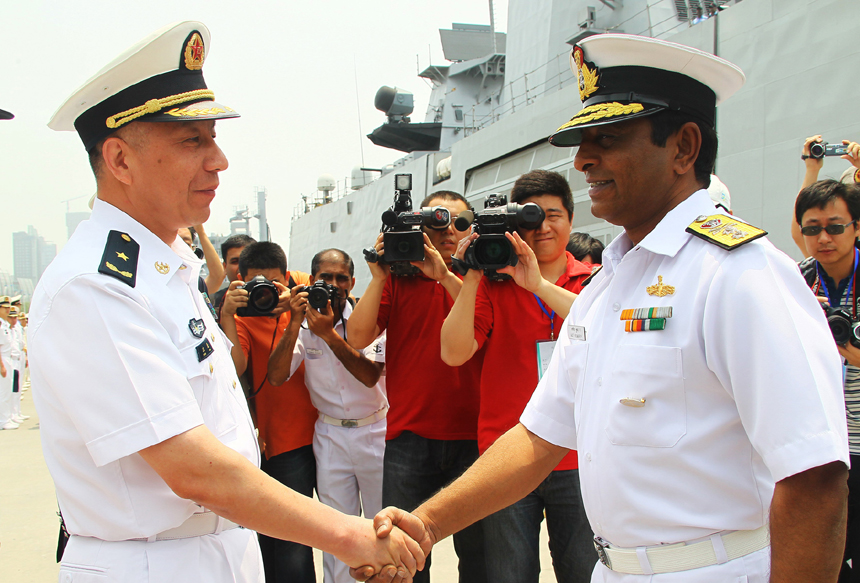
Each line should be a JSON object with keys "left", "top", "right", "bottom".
{"left": 532, "top": 293, "right": 556, "bottom": 341}
{"left": 815, "top": 249, "right": 860, "bottom": 317}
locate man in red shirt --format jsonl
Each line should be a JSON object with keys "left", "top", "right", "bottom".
{"left": 220, "top": 241, "right": 318, "bottom": 583}
{"left": 348, "top": 191, "right": 487, "bottom": 583}
{"left": 440, "top": 170, "right": 596, "bottom": 583}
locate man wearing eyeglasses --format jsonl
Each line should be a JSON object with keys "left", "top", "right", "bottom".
{"left": 796, "top": 177, "right": 860, "bottom": 579}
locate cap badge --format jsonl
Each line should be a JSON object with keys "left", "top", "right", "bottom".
{"left": 155, "top": 261, "right": 170, "bottom": 275}
{"left": 184, "top": 32, "right": 205, "bottom": 71}
{"left": 646, "top": 276, "right": 675, "bottom": 297}
{"left": 573, "top": 46, "right": 600, "bottom": 101}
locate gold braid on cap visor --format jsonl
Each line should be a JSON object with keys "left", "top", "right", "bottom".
{"left": 105, "top": 89, "right": 215, "bottom": 129}
{"left": 558, "top": 102, "right": 645, "bottom": 130}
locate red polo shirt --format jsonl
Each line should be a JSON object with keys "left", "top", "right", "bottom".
{"left": 473, "top": 252, "right": 592, "bottom": 471}
{"left": 377, "top": 274, "right": 483, "bottom": 441}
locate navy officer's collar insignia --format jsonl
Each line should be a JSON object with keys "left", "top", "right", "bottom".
{"left": 98, "top": 230, "right": 139, "bottom": 287}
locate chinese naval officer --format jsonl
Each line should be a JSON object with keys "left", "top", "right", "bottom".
{"left": 29, "top": 21, "right": 424, "bottom": 583}
{"left": 355, "top": 34, "right": 849, "bottom": 583}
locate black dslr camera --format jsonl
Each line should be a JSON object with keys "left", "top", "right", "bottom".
{"left": 809, "top": 141, "right": 850, "bottom": 159}
{"left": 305, "top": 280, "right": 339, "bottom": 312}
{"left": 363, "top": 174, "right": 452, "bottom": 276}
{"left": 236, "top": 275, "right": 279, "bottom": 317}
{"left": 452, "top": 194, "right": 545, "bottom": 281}
{"left": 823, "top": 304, "right": 860, "bottom": 348}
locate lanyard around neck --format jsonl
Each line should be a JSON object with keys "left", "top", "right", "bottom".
{"left": 817, "top": 249, "right": 859, "bottom": 316}
{"left": 532, "top": 294, "right": 556, "bottom": 341}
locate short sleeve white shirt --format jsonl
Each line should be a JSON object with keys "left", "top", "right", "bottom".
{"left": 290, "top": 303, "right": 387, "bottom": 419}
{"left": 521, "top": 189, "right": 849, "bottom": 548}
{"left": 29, "top": 199, "right": 259, "bottom": 541}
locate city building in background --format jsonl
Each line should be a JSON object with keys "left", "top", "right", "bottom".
{"left": 13, "top": 225, "right": 56, "bottom": 284}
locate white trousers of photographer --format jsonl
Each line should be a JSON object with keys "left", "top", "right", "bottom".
{"left": 313, "top": 416, "right": 386, "bottom": 583}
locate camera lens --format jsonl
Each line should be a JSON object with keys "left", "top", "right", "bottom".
{"left": 474, "top": 237, "right": 512, "bottom": 266}
{"left": 810, "top": 142, "right": 825, "bottom": 159}
{"left": 397, "top": 240, "right": 412, "bottom": 254}
{"left": 250, "top": 286, "right": 278, "bottom": 312}
{"left": 828, "top": 312, "right": 852, "bottom": 344}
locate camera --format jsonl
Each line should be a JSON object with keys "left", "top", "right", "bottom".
{"left": 236, "top": 275, "right": 279, "bottom": 317}
{"left": 305, "top": 280, "right": 340, "bottom": 312}
{"left": 363, "top": 174, "right": 452, "bottom": 275}
{"left": 823, "top": 304, "right": 860, "bottom": 348}
{"left": 452, "top": 194, "right": 545, "bottom": 280}
{"left": 809, "top": 141, "right": 849, "bottom": 159}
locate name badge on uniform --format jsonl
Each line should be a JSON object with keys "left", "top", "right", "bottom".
{"left": 536, "top": 340, "right": 556, "bottom": 380}
{"left": 306, "top": 348, "right": 323, "bottom": 359}
{"left": 568, "top": 323, "right": 586, "bottom": 341}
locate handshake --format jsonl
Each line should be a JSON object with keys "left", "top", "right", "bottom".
{"left": 347, "top": 507, "right": 438, "bottom": 583}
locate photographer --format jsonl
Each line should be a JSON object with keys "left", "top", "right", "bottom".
{"left": 220, "top": 241, "right": 318, "bottom": 583}
{"left": 440, "top": 169, "right": 595, "bottom": 583}
{"left": 178, "top": 223, "right": 225, "bottom": 297}
{"left": 347, "top": 191, "right": 487, "bottom": 583}
{"left": 795, "top": 179, "right": 860, "bottom": 581}
{"left": 792, "top": 135, "right": 860, "bottom": 256}
{"left": 213, "top": 234, "right": 256, "bottom": 321}
{"left": 268, "top": 249, "right": 386, "bottom": 583}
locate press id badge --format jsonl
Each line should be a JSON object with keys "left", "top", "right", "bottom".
{"left": 536, "top": 340, "right": 557, "bottom": 380}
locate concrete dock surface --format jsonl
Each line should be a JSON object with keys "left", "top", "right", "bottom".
{"left": 1, "top": 389, "right": 558, "bottom": 582}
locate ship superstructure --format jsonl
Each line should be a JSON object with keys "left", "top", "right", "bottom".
{"left": 289, "top": 0, "right": 860, "bottom": 295}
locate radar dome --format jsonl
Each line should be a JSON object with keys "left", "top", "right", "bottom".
{"left": 317, "top": 174, "right": 336, "bottom": 192}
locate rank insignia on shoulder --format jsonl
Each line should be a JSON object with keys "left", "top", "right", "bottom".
{"left": 196, "top": 338, "right": 214, "bottom": 362}
{"left": 580, "top": 265, "right": 603, "bottom": 288}
{"left": 686, "top": 214, "right": 767, "bottom": 250}
{"left": 98, "top": 230, "right": 139, "bottom": 287}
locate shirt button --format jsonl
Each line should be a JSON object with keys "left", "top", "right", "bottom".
{"left": 586, "top": 453, "right": 592, "bottom": 461}
{"left": 612, "top": 302, "right": 620, "bottom": 312}
{"left": 209, "top": 363, "right": 213, "bottom": 373}
{"left": 597, "top": 377, "right": 602, "bottom": 386}
{"left": 232, "top": 380, "right": 237, "bottom": 389}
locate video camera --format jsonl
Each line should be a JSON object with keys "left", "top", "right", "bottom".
{"left": 809, "top": 141, "right": 850, "bottom": 159}
{"left": 304, "top": 280, "right": 339, "bottom": 312}
{"left": 824, "top": 304, "right": 860, "bottom": 348}
{"left": 363, "top": 174, "right": 452, "bottom": 276}
{"left": 451, "top": 194, "right": 545, "bottom": 281}
{"left": 236, "top": 275, "right": 279, "bottom": 317}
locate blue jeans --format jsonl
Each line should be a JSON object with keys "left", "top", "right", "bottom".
{"left": 258, "top": 445, "right": 317, "bottom": 583}
{"left": 483, "top": 469, "right": 596, "bottom": 583}
{"left": 383, "top": 431, "right": 487, "bottom": 583}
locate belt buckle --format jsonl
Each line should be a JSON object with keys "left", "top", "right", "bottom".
{"left": 341, "top": 419, "right": 358, "bottom": 428}
{"left": 594, "top": 536, "right": 612, "bottom": 570}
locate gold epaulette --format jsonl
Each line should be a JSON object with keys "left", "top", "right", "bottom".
{"left": 685, "top": 214, "right": 767, "bottom": 251}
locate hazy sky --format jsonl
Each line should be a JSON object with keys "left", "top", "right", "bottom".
{"left": 0, "top": 0, "right": 508, "bottom": 272}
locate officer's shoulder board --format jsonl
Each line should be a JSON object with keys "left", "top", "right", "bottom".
{"left": 580, "top": 264, "right": 603, "bottom": 288}
{"left": 98, "top": 230, "right": 139, "bottom": 287}
{"left": 685, "top": 214, "right": 767, "bottom": 251}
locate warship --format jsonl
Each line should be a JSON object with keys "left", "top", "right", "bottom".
{"left": 287, "top": 0, "right": 860, "bottom": 295}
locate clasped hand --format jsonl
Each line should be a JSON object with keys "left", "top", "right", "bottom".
{"left": 349, "top": 508, "right": 437, "bottom": 583}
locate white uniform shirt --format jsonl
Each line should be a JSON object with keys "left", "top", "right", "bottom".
{"left": 0, "top": 320, "right": 11, "bottom": 365}
{"left": 289, "top": 303, "right": 387, "bottom": 420}
{"left": 521, "top": 189, "right": 849, "bottom": 549}
{"left": 29, "top": 199, "right": 259, "bottom": 541}
{"left": 9, "top": 323, "right": 22, "bottom": 363}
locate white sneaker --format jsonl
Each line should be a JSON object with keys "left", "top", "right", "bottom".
{"left": 2, "top": 421, "right": 19, "bottom": 430}
{"left": 17, "top": 414, "right": 30, "bottom": 420}
{"left": 11, "top": 415, "right": 25, "bottom": 423}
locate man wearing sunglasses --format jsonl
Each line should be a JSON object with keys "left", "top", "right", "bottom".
{"left": 796, "top": 178, "right": 860, "bottom": 579}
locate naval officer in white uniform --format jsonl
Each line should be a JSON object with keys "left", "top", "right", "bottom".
{"left": 30, "top": 21, "right": 424, "bottom": 583}
{"left": 354, "top": 34, "right": 850, "bottom": 583}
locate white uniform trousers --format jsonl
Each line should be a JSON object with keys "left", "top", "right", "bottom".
{"left": 59, "top": 527, "right": 264, "bottom": 583}
{"left": 313, "top": 416, "right": 386, "bottom": 583}
{"left": 12, "top": 357, "right": 22, "bottom": 416}
{"left": 0, "top": 364, "right": 13, "bottom": 425}
{"left": 590, "top": 546, "right": 770, "bottom": 583}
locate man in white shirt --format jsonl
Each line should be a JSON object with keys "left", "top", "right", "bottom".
{"left": 0, "top": 296, "right": 15, "bottom": 430}
{"left": 31, "top": 21, "right": 422, "bottom": 583}
{"left": 8, "top": 306, "right": 28, "bottom": 423}
{"left": 357, "top": 33, "right": 850, "bottom": 583}
{"left": 269, "top": 248, "right": 387, "bottom": 583}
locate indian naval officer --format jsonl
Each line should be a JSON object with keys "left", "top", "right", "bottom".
{"left": 30, "top": 21, "right": 423, "bottom": 583}
{"left": 354, "top": 34, "right": 850, "bottom": 583}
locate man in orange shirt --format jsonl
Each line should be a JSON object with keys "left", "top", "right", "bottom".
{"left": 221, "top": 241, "right": 318, "bottom": 583}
